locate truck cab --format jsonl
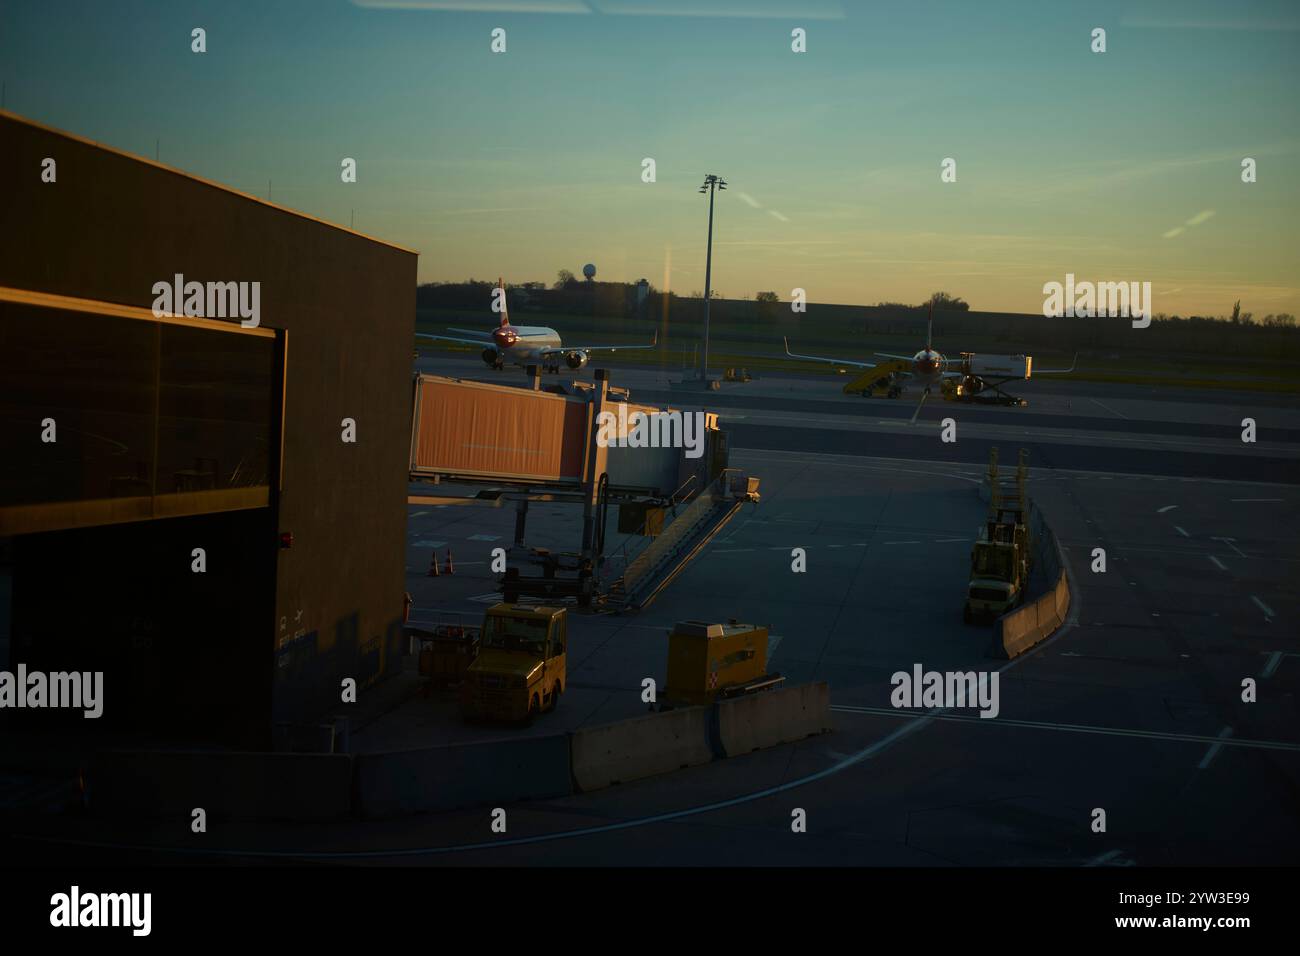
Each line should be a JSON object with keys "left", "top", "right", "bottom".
{"left": 964, "top": 524, "right": 1028, "bottom": 623}
{"left": 459, "top": 603, "right": 567, "bottom": 722}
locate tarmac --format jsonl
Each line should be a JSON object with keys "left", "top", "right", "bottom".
{"left": 13, "top": 350, "right": 1299, "bottom": 865}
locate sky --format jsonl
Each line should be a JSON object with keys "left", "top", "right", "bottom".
{"left": 3, "top": 0, "right": 1298, "bottom": 316}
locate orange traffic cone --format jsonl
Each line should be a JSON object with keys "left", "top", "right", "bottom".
{"left": 427, "top": 551, "right": 440, "bottom": 577}
{"left": 445, "top": 548, "right": 455, "bottom": 575}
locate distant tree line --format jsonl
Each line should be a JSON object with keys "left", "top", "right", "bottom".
{"left": 416, "top": 278, "right": 1298, "bottom": 358}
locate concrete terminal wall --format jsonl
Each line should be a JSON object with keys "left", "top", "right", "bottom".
{"left": 0, "top": 111, "right": 418, "bottom": 733}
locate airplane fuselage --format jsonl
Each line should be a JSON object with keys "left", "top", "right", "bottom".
{"left": 488, "top": 324, "right": 562, "bottom": 367}
{"left": 911, "top": 348, "right": 948, "bottom": 389}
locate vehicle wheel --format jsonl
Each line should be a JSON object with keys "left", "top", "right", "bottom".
{"left": 546, "top": 681, "right": 562, "bottom": 712}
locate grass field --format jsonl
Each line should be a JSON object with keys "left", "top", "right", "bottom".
{"left": 416, "top": 308, "right": 1297, "bottom": 393}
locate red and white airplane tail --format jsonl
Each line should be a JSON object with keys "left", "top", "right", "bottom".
{"left": 497, "top": 277, "right": 510, "bottom": 327}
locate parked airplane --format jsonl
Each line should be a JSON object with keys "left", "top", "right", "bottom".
{"left": 418, "top": 279, "right": 657, "bottom": 373}
{"left": 783, "top": 303, "right": 1076, "bottom": 423}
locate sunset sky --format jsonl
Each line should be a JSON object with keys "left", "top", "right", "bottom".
{"left": 4, "top": 0, "right": 1298, "bottom": 316}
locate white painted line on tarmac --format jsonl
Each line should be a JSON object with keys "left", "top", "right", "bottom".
{"left": 734, "top": 449, "right": 1298, "bottom": 489}
{"left": 830, "top": 707, "right": 1300, "bottom": 754}
{"left": 1208, "top": 555, "right": 1227, "bottom": 571}
{"left": 1157, "top": 505, "right": 1178, "bottom": 514}
{"left": 1212, "top": 537, "right": 1246, "bottom": 557}
{"left": 1261, "top": 652, "right": 1283, "bottom": 679}
{"left": 935, "top": 537, "right": 968, "bottom": 543}
{"left": 1197, "top": 726, "right": 1234, "bottom": 770}
{"left": 1231, "top": 498, "right": 1283, "bottom": 502}
{"left": 884, "top": 540, "right": 921, "bottom": 545}
{"left": 1251, "top": 595, "right": 1276, "bottom": 618}
{"left": 1084, "top": 849, "right": 1124, "bottom": 868}
{"left": 1173, "top": 526, "right": 1189, "bottom": 537}
{"left": 1090, "top": 397, "right": 1129, "bottom": 419}
{"left": 409, "top": 510, "right": 431, "bottom": 518}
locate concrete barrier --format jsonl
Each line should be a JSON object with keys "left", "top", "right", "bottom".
{"left": 1056, "top": 569, "right": 1071, "bottom": 619}
{"left": 571, "top": 706, "right": 713, "bottom": 792}
{"left": 717, "top": 681, "right": 832, "bottom": 757}
{"left": 995, "top": 569, "right": 1070, "bottom": 659}
{"left": 84, "top": 750, "right": 354, "bottom": 822}
{"left": 355, "top": 733, "right": 572, "bottom": 819}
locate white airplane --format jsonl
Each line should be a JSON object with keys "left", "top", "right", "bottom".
{"left": 784, "top": 303, "right": 1076, "bottom": 423}
{"left": 418, "top": 279, "right": 657, "bottom": 373}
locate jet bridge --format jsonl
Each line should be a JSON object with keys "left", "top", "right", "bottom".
{"left": 407, "top": 371, "right": 754, "bottom": 607}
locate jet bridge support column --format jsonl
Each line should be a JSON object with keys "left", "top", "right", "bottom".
{"left": 578, "top": 370, "right": 612, "bottom": 604}
{"left": 514, "top": 498, "right": 529, "bottom": 547}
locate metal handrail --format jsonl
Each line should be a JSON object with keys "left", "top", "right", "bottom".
{"left": 669, "top": 472, "right": 699, "bottom": 508}
{"left": 600, "top": 472, "right": 706, "bottom": 584}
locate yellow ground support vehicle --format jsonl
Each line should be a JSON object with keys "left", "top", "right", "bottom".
{"left": 842, "top": 359, "right": 911, "bottom": 398}
{"left": 661, "top": 619, "right": 783, "bottom": 708}
{"left": 410, "top": 623, "right": 480, "bottom": 693}
{"left": 459, "top": 604, "right": 567, "bottom": 723}
{"left": 965, "top": 447, "right": 1033, "bottom": 623}
{"left": 964, "top": 523, "right": 1029, "bottom": 622}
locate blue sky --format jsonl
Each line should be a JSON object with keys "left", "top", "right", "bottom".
{"left": 3, "top": 0, "right": 1298, "bottom": 315}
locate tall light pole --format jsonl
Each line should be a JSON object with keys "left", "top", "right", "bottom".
{"left": 699, "top": 173, "right": 726, "bottom": 382}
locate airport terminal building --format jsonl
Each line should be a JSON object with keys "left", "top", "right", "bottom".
{"left": 0, "top": 110, "right": 417, "bottom": 748}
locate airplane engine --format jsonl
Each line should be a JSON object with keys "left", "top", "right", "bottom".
{"left": 482, "top": 347, "right": 499, "bottom": 367}
{"left": 565, "top": 350, "right": 589, "bottom": 370}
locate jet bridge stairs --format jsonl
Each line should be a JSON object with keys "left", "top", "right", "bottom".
{"left": 603, "top": 469, "right": 759, "bottom": 613}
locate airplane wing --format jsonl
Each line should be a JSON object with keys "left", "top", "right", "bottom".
{"left": 446, "top": 327, "right": 492, "bottom": 338}
{"left": 1033, "top": 353, "right": 1078, "bottom": 374}
{"left": 783, "top": 337, "right": 877, "bottom": 369}
{"left": 417, "top": 332, "right": 493, "bottom": 348}
{"left": 874, "top": 352, "right": 915, "bottom": 362}
{"left": 539, "top": 330, "right": 658, "bottom": 355}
